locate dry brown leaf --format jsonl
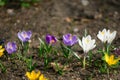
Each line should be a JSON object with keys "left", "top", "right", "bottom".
{"left": 81, "top": 18, "right": 91, "bottom": 23}
{"left": 65, "top": 17, "right": 72, "bottom": 23}
{"left": 50, "top": 62, "right": 72, "bottom": 72}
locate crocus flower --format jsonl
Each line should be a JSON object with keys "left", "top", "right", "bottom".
{"left": 104, "top": 53, "right": 120, "bottom": 66}
{"left": 18, "top": 30, "right": 32, "bottom": 42}
{"left": 45, "top": 34, "right": 57, "bottom": 45}
{"left": 78, "top": 35, "right": 96, "bottom": 69}
{"left": 26, "top": 70, "right": 40, "bottom": 80}
{"left": 78, "top": 35, "right": 96, "bottom": 53}
{"left": 97, "top": 28, "right": 107, "bottom": 43}
{"left": 39, "top": 74, "right": 48, "bottom": 80}
{"left": 5, "top": 42, "right": 17, "bottom": 54}
{"left": 97, "top": 28, "right": 117, "bottom": 44}
{"left": 107, "top": 30, "right": 117, "bottom": 44}
{"left": 63, "top": 33, "right": 78, "bottom": 46}
{"left": 0, "top": 45, "right": 5, "bottom": 57}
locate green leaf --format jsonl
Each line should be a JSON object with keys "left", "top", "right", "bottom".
{"left": 21, "top": 3, "right": 30, "bottom": 8}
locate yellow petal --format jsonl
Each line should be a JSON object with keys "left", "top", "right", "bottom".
{"left": 0, "top": 48, "right": 4, "bottom": 53}
{"left": 0, "top": 48, "right": 4, "bottom": 57}
{"left": 26, "top": 72, "right": 31, "bottom": 79}
{"left": 106, "top": 54, "right": 119, "bottom": 66}
{"left": 105, "top": 53, "right": 109, "bottom": 62}
{"left": 109, "top": 55, "right": 114, "bottom": 61}
{"left": 0, "top": 52, "right": 4, "bottom": 57}
{"left": 39, "top": 74, "right": 47, "bottom": 80}
{"left": 31, "top": 71, "right": 36, "bottom": 77}
{"left": 112, "top": 57, "right": 120, "bottom": 65}
{"left": 0, "top": 46, "right": 2, "bottom": 49}
{"left": 117, "top": 57, "right": 120, "bottom": 61}
{"left": 35, "top": 71, "right": 40, "bottom": 79}
{"left": 113, "top": 60, "right": 118, "bottom": 65}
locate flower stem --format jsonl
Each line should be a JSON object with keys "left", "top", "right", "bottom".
{"left": 107, "top": 44, "right": 111, "bottom": 54}
{"left": 107, "top": 67, "right": 110, "bottom": 79}
{"left": 103, "top": 43, "right": 106, "bottom": 53}
{"left": 83, "top": 56, "right": 86, "bottom": 69}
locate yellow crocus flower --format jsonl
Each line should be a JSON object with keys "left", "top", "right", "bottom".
{"left": 104, "top": 53, "right": 120, "bottom": 66}
{"left": 39, "top": 74, "right": 48, "bottom": 80}
{"left": 0, "top": 46, "right": 4, "bottom": 57}
{"left": 26, "top": 70, "right": 40, "bottom": 80}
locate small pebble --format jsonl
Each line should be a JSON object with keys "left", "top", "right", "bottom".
{"left": 74, "top": 28, "right": 79, "bottom": 33}
{"left": 81, "top": 0, "right": 89, "bottom": 6}
{"left": 7, "top": 9, "right": 15, "bottom": 15}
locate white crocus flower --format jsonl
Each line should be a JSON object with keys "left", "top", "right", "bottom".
{"left": 97, "top": 28, "right": 107, "bottom": 43}
{"left": 107, "top": 30, "right": 117, "bottom": 44}
{"left": 78, "top": 35, "right": 96, "bottom": 53}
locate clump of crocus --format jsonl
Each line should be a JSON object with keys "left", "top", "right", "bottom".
{"left": 78, "top": 35, "right": 96, "bottom": 68}
{"left": 5, "top": 42, "right": 17, "bottom": 54}
{"left": 104, "top": 53, "right": 120, "bottom": 66}
{"left": 0, "top": 45, "right": 5, "bottom": 57}
{"left": 18, "top": 30, "right": 32, "bottom": 42}
{"left": 97, "top": 28, "right": 118, "bottom": 75}
{"left": 45, "top": 34, "right": 57, "bottom": 45}
{"left": 17, "top": 30, "right": 32, "bottom": 55}
{"left": 38, "top": 34, "right": 57, "bottom": 67}
{"left": 26, "top": 70, "right": 48, "bottom": 80}
{"left": 63, "top": 33, "right": 78, "bottom": 46}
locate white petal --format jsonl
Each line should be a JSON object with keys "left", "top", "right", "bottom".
{"left": 78, "top": 39, "right": 83, "bottom": 48}
{"left": 107, "top": 30, "right": 117, "bottom": 43}
{"left": 97, "top": 29, "right": 107, "bottom": 43}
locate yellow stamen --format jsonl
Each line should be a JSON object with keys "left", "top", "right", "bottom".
{"left": 85, "top": 39, "right": 89, "bottom": 44}
{"left": 50, "top": 39, "right": 55, "bottom": 44}
{"left": 101, "top": 32, "right": 105, "bottom": 35}
{"left": 69, "top": 35, "right": 72, "bottom": 40}
{"left": 9, "top": 44, "right": 13, "bottom": 49}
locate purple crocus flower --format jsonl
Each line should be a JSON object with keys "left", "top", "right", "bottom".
{"left": 63, "top": 33, "right": 78, "bottom": 46}
{"left": 45, "top": 34, "right": 57, "bottom": 45}
{"left": 18, "top": 31, "right": 32, "bottom": 42}
{"left": 5, "top": 42, "right": 17, "bottom": 54}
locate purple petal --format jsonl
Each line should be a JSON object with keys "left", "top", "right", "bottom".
{"left": 5, "top": 42, "right": 17, "bottom": 54}
{"left": 63, "top": 40, "right": 73, "bottom": 46}
{"left": 64, "top": 33, "right": 71, "bottom": 40}
{"left": 63, "top": 33, "right": 77, "bottom": 46}
{"left": 51, "top": 36, "right": 57, "bottom": 42}
{"left": 18, "top": 32, "right": 24, "bottom": 42}
{"left": 26, "top": 31, "right": 32, "bottom": 38}
{"left": 45, "top": 34, "right": 57, "bottom": 45}
{"left": 72, "top": 35, "right": 78, "bottom": 43}
{"left": 46, "top": 34, "right": 51, "bottom": 44}
{"left": 18, "top": 31, "right": 32, "bottom": 42}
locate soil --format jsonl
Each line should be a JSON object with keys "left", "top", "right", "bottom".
{"left": 0, "top": 0, "right": 120, "bottom": 80}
